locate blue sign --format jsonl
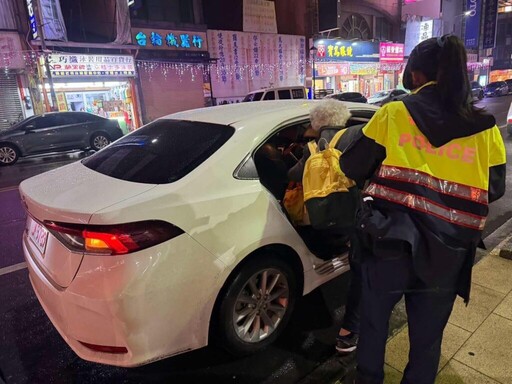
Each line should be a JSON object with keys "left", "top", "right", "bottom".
{"left": 482, "top": 0, "right": 498, "bottom": 49}
{"left": 465, "top": 0, "right": 482, "bottom": 49}
{"left": 313, "top": 40, "right": 380, "bottom": 62}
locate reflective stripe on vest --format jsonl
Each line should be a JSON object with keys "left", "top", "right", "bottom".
{"left": 377, "top": 165, "right": 488, "bottom": 205}
{"left": 365, "top": 183, "right": 486, "bottom": 230}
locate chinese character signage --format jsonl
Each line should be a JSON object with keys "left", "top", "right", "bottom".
{"left": 419, "top": 20, "right": 433, "bottom": 43}
{"left": 131, "top": 28, "right": 207, "bottom": 51}
{"left": 316, "top": 63, "right": 350, "bottom": 77}
{"left": 465, "top": 0, "right": 482, "bottom": 49}
{"left": 46, "top": 54, "right": 136, "bottom": 77}
{"left": 26, "top": 0, "right": 67, "bottom": 41}
{"left": 379, "top": 43, "right": 404, "bottom": 63}
{"left": 482, "top": 0, "right": 498, "bottom": 49}
{"left": 243, "top": 0, "right": 278, "bottom": 34}
{"left": 313, "top": 40, "right": 380, "bottom": 63}
{"left": 0, "top": 32, "right": 25, "bottom": 69}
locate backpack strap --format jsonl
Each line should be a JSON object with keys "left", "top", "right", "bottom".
{"left": 307, "top": 140, "right": 318, "bottom": 154}
{"left": 329, "top": 129, "right": 347, "bottom": 151}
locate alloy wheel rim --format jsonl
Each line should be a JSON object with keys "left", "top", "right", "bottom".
{"left": 233, "top": 268, "right": 289, "bottom": 343}
{"left": 0, "top": 147, "right": 16, "bottom": 164}
{"left": 93, "top": 136, "right": 109, "bottom": 149}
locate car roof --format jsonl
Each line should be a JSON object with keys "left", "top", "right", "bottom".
{"left": 246, "top": 86, "right": 305, "bottom": 94}
{"left": 163, "top": 100, "right": 378, "bottom": 127}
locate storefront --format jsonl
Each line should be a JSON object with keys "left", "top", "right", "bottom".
{"left": 0, "top": 32, "right": 31, "bottom": 130}
{"left": 40, "top": 53, "right": 139, "bottom": 133}
{"left": 312, "top": 39, "right": 402, "bottom": 98}
{"left": 132, "top": 27, "right": 211, "bottom": 122}
{"left": 490, "top": 69, "right": 512, "bottom": 83}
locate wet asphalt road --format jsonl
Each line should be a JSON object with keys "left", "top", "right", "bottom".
{"left": 0, "top": 95, "right": 511, "bottom": 384}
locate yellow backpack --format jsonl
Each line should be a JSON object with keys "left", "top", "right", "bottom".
{"left": 302, "top": 129, "right": 359, "bottom": 230}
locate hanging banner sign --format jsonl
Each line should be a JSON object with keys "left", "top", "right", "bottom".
{"left": 465, "top": 0, "right": 482, "bottom": 49}
{"left": 46, "top": 54, "right": 136, "bottom": 77}
{"left": 313, "top": 40, "right": 379, "bottom": 63}
{"left": 482, "top": 0, "right": 498, "bottom": 49}
{"left": 418, "top": 20, "right": 433, "bottom": 43}
{"left": 132, "top": 28, "right": 207, "bottom": 51}
{"left": 379, "top": 43, "right": 404, "bottom": 63}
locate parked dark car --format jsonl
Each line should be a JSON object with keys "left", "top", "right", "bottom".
{"left": 326, "top": 92, "right": 367, "bottom": 103}
{"left": 505, "top": 79, "right": 512, "bottom": 94}
{"left": 484, "top": 81, "right": 508, "bottom": 97}
{"left": 0, "top": 112, "right": 123, "bottom": 165}
{"left": 471, "top": 81, "right": 484, "bottom": 100}
{"left": 367, "top": 89, "right": 409, "bottom": 106}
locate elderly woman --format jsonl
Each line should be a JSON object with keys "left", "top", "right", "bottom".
{"left": 287, "top": 98, "right": 362, "bottom": 355}
{"left": 288, "top": 99, "right": 352, "bottom": 182}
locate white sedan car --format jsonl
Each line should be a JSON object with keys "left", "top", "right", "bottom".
{"left": 20, "top": 100, "right": 377, "bottom": 367}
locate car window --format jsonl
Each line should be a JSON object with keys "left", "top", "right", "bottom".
{"left": 278, "top": 90, "right": 291, "bottom": 99}
{"left": 82, "top": 120, "right": 234, "bottom": 184}
{"left": 57, "top": 114, "right": 83, "bottom": 125}
{"left": 33, "top": 115, "right": 59, "bottom": 129}
{"left": 291, "top": 89, "right": 305, "bottom": 99}
{"left": 79, "top": 112, "right": 103, "bottom": 123}
{"left": 263, "top": 91, "right": 275, "bottom": 100}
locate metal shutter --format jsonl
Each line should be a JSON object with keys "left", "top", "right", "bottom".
{"left": 0, "top": 74, "right": 23, "bottom": 131}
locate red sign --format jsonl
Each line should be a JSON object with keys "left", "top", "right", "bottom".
{"left": 317, "top": 63, "right": 350, "bottom": 76}
{"left": 379, "top": 42, "right": 404, "bottom": 63}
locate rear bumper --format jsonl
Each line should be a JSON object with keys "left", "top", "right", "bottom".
{"left": 23, "top": 232, "right": 224, "bottom": 367}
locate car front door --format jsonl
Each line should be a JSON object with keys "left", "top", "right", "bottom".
{"left": 56, "top": 113, "right": 91, "bottom": 150}
{"left": 22, "top": 115, "right": 64, "bottom": 154}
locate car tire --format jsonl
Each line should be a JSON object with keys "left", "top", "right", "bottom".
{"left": 0, "top": 143, "right": 19, "bottom": 166}
{"left": 213, "top": 256, "right": 298, "bottom": 355}
{"left": 90, "top": 132, "right": 111, "bottom": 151}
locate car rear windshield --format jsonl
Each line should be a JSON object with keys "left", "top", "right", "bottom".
{"left": 82, "top": 119, "right": 234, "bottom": 184}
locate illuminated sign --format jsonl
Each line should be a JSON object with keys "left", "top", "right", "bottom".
{"left": 313, "top": 40, "right": 379, "bottom": 63}
{"left": 46, "top": 54, "right": 136, "bottom": 77}
{"left": 131, "top": 28, "right": 207, "bottom": 51}
{"left": 379, "top": 43, "right": 404, "bottom": 63}
{"left": 26, "top": 0, "right": 38, "bottom": 39}
{"left": 419, "top": 20, "right": 433, "bottom": 43}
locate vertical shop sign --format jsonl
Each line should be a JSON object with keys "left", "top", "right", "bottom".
{"left": 299, "top": 37, "right": 305, "bottom": 83}
{"left": 482, "top": 0, "right": 498, "bottom": 49}
{"left": 26, "top": 0, "right": 38, "bottom": 39}
{"left": 217, "top": 32, "right": 227, "bottom": 83}
{"left": 278, "top": 36, "right": 284, "bottom": 82}
{"left": 233, "top": 33, "right": 241, "bottom": 80}
{"left": 253, "top": 34, "right": 260, "bottom": 77}
{"left": 418, "top": 20, "right": 433, "bottom": 44}
{"left": 465, "top": 0, "right": 482, "bottom": 49}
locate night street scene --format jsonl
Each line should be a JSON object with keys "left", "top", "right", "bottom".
{"left": 1, "top": 0, "right": 512, "bottom": 383}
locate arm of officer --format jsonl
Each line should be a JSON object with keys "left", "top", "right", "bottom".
{"left": 488, "top": 125, "right": 506, "bottom": 203}
{"left": 339, "top": 107, "right": 388, "bottom": 187}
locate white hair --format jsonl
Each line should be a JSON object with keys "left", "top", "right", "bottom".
{"left": 309, "top": 99, "right": 351, "bottom": 131}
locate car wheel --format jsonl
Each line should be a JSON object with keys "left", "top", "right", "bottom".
{"left": 214, "top": 256, "right": 298, "bottom": 355}
{"left": 90, "top": 132, "right": 111, "bottom": 151}
{"left": 0, "top": 144, "right": 19, "bottom": 166}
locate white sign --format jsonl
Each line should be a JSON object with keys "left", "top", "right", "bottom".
{"left": 243, "top": 0, "right": 278, "bottom": 34}
{"left": 419, "top": 20, "right": 433, "bottom": 43}
{"left": 46, "top": 54, "right": 136, "bottom": 77}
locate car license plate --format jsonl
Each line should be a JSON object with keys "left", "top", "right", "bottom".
{"left": 27, "top": 217, "right": 49, "bottom": 255}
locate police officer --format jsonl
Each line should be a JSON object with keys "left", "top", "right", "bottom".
{"left": 339, "top": 35, "right": 506, "bottom": 384}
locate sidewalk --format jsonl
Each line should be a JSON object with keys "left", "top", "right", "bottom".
{"left": 382, "top": 235, "right": 512, "bottom": 384}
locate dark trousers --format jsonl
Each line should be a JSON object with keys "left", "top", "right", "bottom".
{"left": 356, "top": 253, "right": 456, "bottom": 384}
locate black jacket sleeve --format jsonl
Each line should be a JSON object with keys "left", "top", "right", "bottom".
{"left": 488, "top": 164, "right": 506, "bottom": 203}
{"left": 339, "top": 127, "right": 386, "bottom": 188}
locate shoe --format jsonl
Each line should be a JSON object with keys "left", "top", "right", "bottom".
{"left": 336, "top": 332, "right": 358, "bottom": 354}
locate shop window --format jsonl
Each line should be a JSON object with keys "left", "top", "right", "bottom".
{"left": 375, "top": 17, "right": 392, "bottom": 42}
{"left": 340, "top": 14, "right": 371, "bottom": 40}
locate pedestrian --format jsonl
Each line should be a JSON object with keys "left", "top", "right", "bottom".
{"left": 287, "top": 99, "right": 364, "bottom": 354}
{"left": 339, "top": 35, "right": 506, "bottom": 384}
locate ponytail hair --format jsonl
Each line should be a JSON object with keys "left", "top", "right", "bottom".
{"left": 406, "top": 35, "right": 479, "bottom": 121}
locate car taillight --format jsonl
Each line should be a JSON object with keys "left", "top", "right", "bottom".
{"left": 45, "top": 220, "right": 184, "bottom": 255}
